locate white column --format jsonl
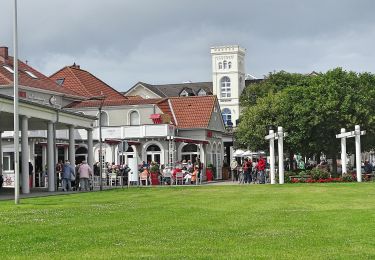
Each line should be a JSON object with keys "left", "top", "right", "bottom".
{"left": 42, "top": 144, "right": 47, "bottom": 188}
{"left": 69, "top": 125, "right": 75, "bottom": 167}
{"left": 0, "top": 131, "right": 3, "bottom": 176}
{"left": 355, "top": 125, "right": 362, "bottom": 182}
{"left": 269, "top": 129, "right": 276, "bottom": 184}
{"left": 47, "top": 121, "right": 55, "bottom": 191}
{"left": 21, "top": 116, "right": 30, "bottom": 194}
{"left": 87, "top": 129, "right": 94, "bottom": 169}
{"left": 111, "top": 145, "right": 116, "bottom": 163}
{"left": 340, "top": 128, "right": 347, "bottom": 175}
{"left": 278, "top": 127, "right": 284, "bottom": 184}
{"left": 64, "top": 146, "right": 69, "bottom": 161}
{"left": 200, "top": 143, "right": 206, "bottom": 183}
{"left": 29, "top": 139, "right": 35, "bottom": 188}
{"left": 55, "top": 146, "right": 59, "bottom": 165}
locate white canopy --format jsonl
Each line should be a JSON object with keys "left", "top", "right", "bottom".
{"left": 233, "top": 149, "right": 245, "bottom": 157}
{"left": 242, "top": 150, "right": 253, "bottom": 156}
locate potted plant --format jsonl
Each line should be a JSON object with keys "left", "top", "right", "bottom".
{"left": 149, "top": 163, "right": 160, "bottom": 185}
{"left": 206, "top": 163, "right": 215, "bottom": 181}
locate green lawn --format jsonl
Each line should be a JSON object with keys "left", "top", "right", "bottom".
{"left": 1, "top": 183, "right": 375, "bottom": 259}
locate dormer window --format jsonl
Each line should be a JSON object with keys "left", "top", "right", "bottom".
{"left": 3, "top": 65, "right": 14, "bottom": 74}
{"left": 197, "top": 89, "right": 206, "bottom": 96}
{"left": 180, "top": 90, "right": 189, "bottom": 97}
{"left": 56, "top": 78, "right": 65, "bottom": 86}
{"left": 25, "top": 70, "right": 38, "bottom": 79}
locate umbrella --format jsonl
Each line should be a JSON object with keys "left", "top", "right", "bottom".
{"left": 233, "top": 149, "right": 245, "bottom": 157}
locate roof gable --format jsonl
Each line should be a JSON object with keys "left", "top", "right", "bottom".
{"left": 168, "top": 96, "right": 217, "bottom": 129}
{"left": 0, "top": 56, "right": 83, "bottom": 97}
{"left": 50, "top": 64, "right": 126, "bottom": 100}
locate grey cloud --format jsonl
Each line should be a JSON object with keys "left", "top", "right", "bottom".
{"left": 1, "top": 0, "right": 375, "bottom": 91}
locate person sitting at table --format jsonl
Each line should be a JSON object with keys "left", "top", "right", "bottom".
{"left": 184, "top": 171, "right": 192, "bottom": 184}
{"left": 139, "top": 167, "right": 149, "bottom": 185}
{"left": 191, "top": 166, "right": 199, "bottom": 184}
{"left": 162, "top": 166, "right": 172, "bottom": 185}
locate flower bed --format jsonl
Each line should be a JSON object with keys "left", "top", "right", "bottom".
{"left": 291, "top": 177, "right": 342, "bottom": 183}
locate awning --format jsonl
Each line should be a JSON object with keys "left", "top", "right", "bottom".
{"left": 173, "top": 137, "right": 209, "bottom": 145}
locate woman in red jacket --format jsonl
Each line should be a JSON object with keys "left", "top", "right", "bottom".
{"left": 257, "top": 156, "right": 266, "bottom": 184}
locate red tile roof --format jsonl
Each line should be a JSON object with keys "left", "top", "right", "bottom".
{"left": 50, "top": 64, "right": 126, "bottom": 100}
{"left": 168, "top": 96, "right": 217, "bottom": 129}
{"left": 65, "top": 97, "right": 165, "bottom": 108}
{"left": 66, "top": 94, "right": 218, "bottom": 129}
{"left": 0, "top": 55, "right": 83, "bottom": 97}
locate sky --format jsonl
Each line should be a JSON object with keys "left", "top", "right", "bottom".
{"left": 1, "top": 0, "right": 375, "bottom": 92}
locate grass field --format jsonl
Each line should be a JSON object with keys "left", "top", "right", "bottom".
{"left": 1, "top": 183, "right": 375, "bottom": 259}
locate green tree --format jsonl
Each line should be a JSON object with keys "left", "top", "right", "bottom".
{"left": 237, "top": 68, "right": 375, "bottom": 173}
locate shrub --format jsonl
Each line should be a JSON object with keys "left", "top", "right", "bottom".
{"left": 310, "top": 168, "right": 329, "bottom": 181}
{"left": 342, "top": 173, "right": 354, "bottom": 182}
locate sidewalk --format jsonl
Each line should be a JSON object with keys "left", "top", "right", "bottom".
{"left": 0, "top": 186, "right": 122, "bottom": 201}
{"left": 0, "top": 180, "right": 244, "bottom": 201}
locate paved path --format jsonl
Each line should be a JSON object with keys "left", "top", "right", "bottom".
{"left": 0, "top": 180, "right": 259, "bottom": 201}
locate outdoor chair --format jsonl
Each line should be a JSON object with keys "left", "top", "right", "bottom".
{"left": 175, "top": 172, "right": 184, "bottom": 185}
{"left": 139, "top": 171, "right": 149, "bottom": 186}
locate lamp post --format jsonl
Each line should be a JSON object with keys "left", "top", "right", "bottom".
{"left": 226, "top": 120, "right": 234, "bottom": 181}
{"left": 88, "top": 95, "right": 106, "bottom": 191}
{"left": 13, "top": 0, "right": 20, "bottom": 204}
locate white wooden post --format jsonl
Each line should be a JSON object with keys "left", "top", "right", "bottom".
{"left": 355, "top": 125, "right": 362, "bottom": 182}
{"left": 265, "top": 129, "right": 276, "bottom": 184}
{"left": 278, "top": 127, "right": 284, "bottom": 184}
{"left": 265, "top": 127, "right": 287, "bottom": 184}
{"left": 336, "top": 125, "right": 365, "bottom": 182}
{"left": 341, "top": 128, "right": 347, "bottom": 174}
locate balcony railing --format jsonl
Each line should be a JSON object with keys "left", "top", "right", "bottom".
{"left": 22, "top": 124, "right": 175, "bottom": 141}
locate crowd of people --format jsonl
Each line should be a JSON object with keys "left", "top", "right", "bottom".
{"left": 138, "top": 159, "right": 203, "bottom": 185}
{"left": 56, "top": 160, "right": 94, "bottom": 192}
{"left": 231, "top": 156, "right": 267, "bottom": 184}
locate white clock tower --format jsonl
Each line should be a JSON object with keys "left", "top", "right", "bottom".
{"left": 211, "top": 45, "right": 246, "bottom": 127}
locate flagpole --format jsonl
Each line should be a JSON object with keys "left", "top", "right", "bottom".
{"left": 13, "top": 0, "right": 20, "bottom": 204}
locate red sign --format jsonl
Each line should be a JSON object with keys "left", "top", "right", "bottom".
{"left": 19, "top": 91, "right": 26, "bottom": 98}
{"left": 207, "top": 131, "right": 212, "bottom": 138}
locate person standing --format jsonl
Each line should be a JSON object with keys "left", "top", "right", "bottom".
{"left": 28, "top": 162, "right": 34, "bottom": 189}
{"left": 257, "top": 156, "right": 266, "bottom": 184}
{"left": 78, "top": 160, "right": 93, "bottom": 191}
{"left": 62, "top": 160, "right": 74, "bottom": 191}
{"left": 242, "top": 158, "right": 252, "bottom": 184}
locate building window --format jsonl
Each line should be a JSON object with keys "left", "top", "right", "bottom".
{"left": 3, "top": 152, "right": 15, "bottom": 171}
{"left": 223, "top": 60, "right": 227, "bottom": 69}
{"left": 222, "top": 108, "right": 232, "bottom": 126}
{"left": 180, "top": 90, "right": 189, "bottom": 97}
{"left": 129, "top": 110, "right": 140, "bottom": 125}
{"left": 220, "top": 76, "right": 231, "bottom": 98}
{"left": 96, "top": 111, "right": 109, "bottom": 126}
{"left": 197, "top": 89, "right": 206, "bottom": 96}
{"left": 146, "top": 144, "right": 162, "bottom": 165}
{"left": 181, "top": 144, "right": 199, "bottom": 163}
{"left": 218, "top": 62, "right": 222, "bottom": 69}
{"left": 228, "top": 62, "right": 232, "bottom": 69}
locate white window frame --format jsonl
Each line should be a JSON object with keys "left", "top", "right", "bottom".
{"left": 96, "top": 111, "right": 109, "bottom": 127}
{"left": 222, "top": 108, "right": 232, "bottom": 125}
{"left": 223, "top": 60, "right": 227, "bottom": 69}
{"left": 128, "top": 110, "right": 140, "bottom": 126}
{"left": 220, "top": 76, "right": 231, "bottom": 98}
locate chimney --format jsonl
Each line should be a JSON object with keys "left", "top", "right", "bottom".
{"left": 71, "top": 62, "right": 80, "bottom": 69}
{"left": 0, "top": 46, "right": 9, "bottom": 62}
